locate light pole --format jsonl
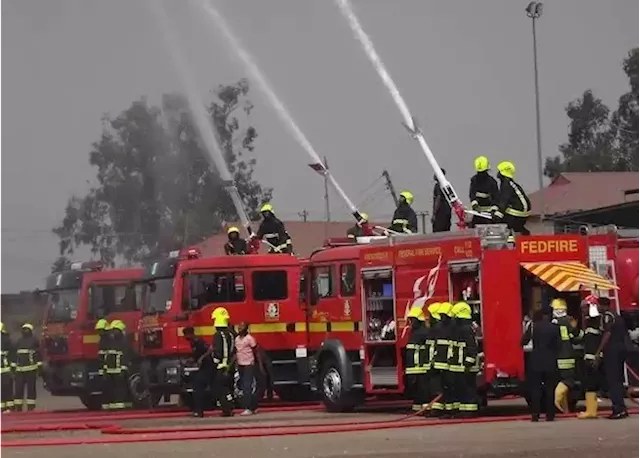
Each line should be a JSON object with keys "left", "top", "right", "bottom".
{"left": 526, "top": 1, "right": 545, "bottom": 222}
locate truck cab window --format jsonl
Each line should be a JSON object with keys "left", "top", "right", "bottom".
{"left": 186, "top": 272, "right": 245, "bottom": 310}
{"left": 340, "top": 264, "right": 356, "bottom": 297}
{"left": 90, "top": 284, "right": 135, "bottom": 317}
{"left": 314, "top": 266, "right": 334, "bottom": 299}
{"left": 253, "top": 271, "right": 288, "bottom": 301}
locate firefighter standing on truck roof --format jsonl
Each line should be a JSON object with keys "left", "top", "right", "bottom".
{"left": 347, "top": 213, "right": 368, "bottom": 238}
{"left": 452, "top": 302, "right": 479, "bottom": 417}
{"left": 94, "top": 318, "right": 110, "bottom": 409}
{"left": 492, "top": 161, "right": 531, "bottom": 235}
{"left": 468, "top": 156, "right": 499, "bottom": 228}
{"left": 208, "top": 307, "right": 235, "bottom": 417}
{"left": 14, "top": 323, "right": 41, "bottom": 411}
{"left": 577, "top": 295, "right": 603, "bottom": 419}
{"left": 103, "top": 320, "right": 132, "bottom": 410}
{"left": 224, "top": 227, "right": 248, "bottom": 255}
{"left": 255, "top": 204, "right": 293, "bottom": 254}
{"left": 432, "top": 170, "right": 452, "bottom": 233}
{"left": 405, "top": 306, "right": 429, "bottom": 413}
{"left": 1, "top": 322, "right": 15, "bottom": 413}
{"left": 551, "top": 298, "right": 579, "bottom": 413}
{"left": 390, "top": 191, "right": 418, "bottom": 234}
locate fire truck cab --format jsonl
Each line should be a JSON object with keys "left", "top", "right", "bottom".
{"left": 306, "top": 225, "right": 621, "bottom": 412}
{"left": 138, "top": 248, "right": 312, "bottom": 404}
{"left": 40, "top": 262, "right": 143, "bottom": 410}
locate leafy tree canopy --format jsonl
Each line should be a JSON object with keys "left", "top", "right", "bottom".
{"left": 52, "top": 79, "right": 271, "bottom": 270}
{"left": 545, "top": 47, "right": 639, "bottom": 179}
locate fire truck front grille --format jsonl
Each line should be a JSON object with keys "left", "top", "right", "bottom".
{"left": 45, "top": 336, "right": 68, "bottom": 355}
{"left": 142, "top": 329, "right": 163, "bottom": 349}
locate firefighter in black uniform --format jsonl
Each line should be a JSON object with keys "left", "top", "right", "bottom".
{"left": 94, "top": 318, "right": 110, "bottom": 410}
{"left": 550, "top": 298, "right": 580, "bottom": 413}
{"left": 405, "top": 306, "right": 429, "bottom": 412}
{"left": 577, "top": 295, "right": 603, "bottom": 419}
{"left": 432, "top": 302, "right": 454, "bottom": 416}
{"left": 103, "top": 320, "right": 132, "bottom": 410}
{"left": 210, "top": 307, "right": 235, "bottom": 417}
{"left": 255, "top": 204, "right": 293, "bottom": 254}
{"left": 432, "top": 171, "right": 452, "bottom": 233}
{"left": 596, "top": 297, "right": 629, "bottom": 419}
{"left": 423, "top": 303, "right": 441, "bottom": 416}
{"left": 390, "top": 191, "right": 418, "bottom": 234}
{"left": 492, "top": 161, "right": 531, "bottom": 235}
{"left": 347, "top": 213, "right": 368, "bottom": 238}
{"left": 447, "top": 303, "right": 464, "bottom": 417}
{"left": 452, "top": 302, "right": 480, "bottom": 417}
{"left": 1, "top": 322, "right": 15, "bottom": 413}
{"left": 468, "top": 156, "right": 499, "bottom": 228}
{"left": 14, "top": 323, "right": 41, "bottom": 411}
{"left": 224, "top": 227, "right": 248, "bottom": 255}
{"left": 183, "top": 326, "right": 214, "bottom": 417}
{"left": 521, "top": 309, "right": 560, "bottom": 421}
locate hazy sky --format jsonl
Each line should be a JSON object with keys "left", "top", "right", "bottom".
{"left": 2, "top": 0, "right": 638, "bottom": 292}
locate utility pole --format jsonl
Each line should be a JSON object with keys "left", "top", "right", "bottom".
{"left": 324, "top": 156, "right": 331, "bottom": 222}
{"left": 298, "top": 210, "right": 309, "bottom": 222}
{"left": 382, "top": 170, "right": 399, "bottom": 206}
{"left": 416, "top": 211, "right": 429, "bottom": 234}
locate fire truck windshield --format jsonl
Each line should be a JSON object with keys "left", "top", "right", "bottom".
{"left": 142, "top": 278, "right": 174, "bottom": 315}
{"left": 45, "top": 289, "right": 80, "bottom": 323}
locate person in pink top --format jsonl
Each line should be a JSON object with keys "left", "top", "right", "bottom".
{"left": 234, "top": 322, "right": 261, "bottom": 415}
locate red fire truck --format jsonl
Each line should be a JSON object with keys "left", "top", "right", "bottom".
{"left": 304, "top": 225, "right": 625, "bottom": 412}
{"left": 40, "top": 262, "right": 143, "bottom": 410}
{"left": 137, "top": 248, "right": 312, "bottom": 405}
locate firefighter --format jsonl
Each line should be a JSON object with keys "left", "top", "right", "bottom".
{"left": 405, "top": 306, "right": 429, "bottom": 412}
{"left": 446, "top": 302, "right": 465, "bottom": 417}
{"left": 390, "top": 191, "right": 418, "bottom": 234}
{"left": 1, "top": 322, "right": 15, "bottom": 413}
{"left": 577, "top": 295, "right": 603, "bottom": 419}
{"left": 347, "top": 213, "right": 368, "bottom": 238}
{"left": 14, "top": 323, "right": 41, "bottom": 411}
{"left": 492, "top": 161, "right": 531, "bottom": 235}
{"left": 432, "top": 170, "right": 452, "bottom": 233}
{"left": 433, "top": 302, "right": 455, "bottom": 416}
{"left": 423, "top": 302, "right": 441, "bottom": 416}
{"left": 255, "top": 204, "right": 293, "bottom": 254}
{"left": 550, "top": 298, "right": 579, "bottom": 413}
{"left": 468, "top": 156, "right": 499, "bottom": 228}
{"left": 103, "top": 319, "right": 132, "bottom": 410}
{"left": 452, "top": 302, "right": 479, "bottom": 417}
{"left": 224, "top": 227, "right": 248, "bottom": 255}
{"left": 94, "top": 318, "right": 110, "bottom": 409}
{"left": 210, "top": 307, "right": 235, "bottom": 417}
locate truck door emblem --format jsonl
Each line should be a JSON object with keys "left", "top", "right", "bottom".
{"left": 343, "top": 300, "right": 351, "bottom": 317}
{"left": 265, "top": 303, "right": 279, "bottom": 321}
{"left": 402, "top": 255, "right": 442, "bottom": 335}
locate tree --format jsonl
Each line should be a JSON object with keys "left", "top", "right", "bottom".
{"left": 545, "top": 48, "right": 639, "bottom": 180}
{"left": 52, "top": 79, "right": 272, "bottom": 269}
{"left": 51, "top": 256, "right": 72, "bottom": 274}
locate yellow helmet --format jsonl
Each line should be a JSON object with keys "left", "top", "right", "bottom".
{"left": 21, "top": 323, "right": 34, "bottom": 331}
{"left": 212, "top": 307, "right": 230, "bottom": 327}
{"left": 95, "top": 319, "right": 108, "bottom": 331}
{"left": 474, "top": 156, "right": 490, "bottom": 172}
{"left": 496, "top": 161, "right": 516, "bottom": 179}
{"left": 551, "top": 298, "right": 567, "bottom": 310}
{"left": 360, "top": 213, "right": 369, "bottom": 222}
{"left": 0, "top": 322, "right": 5, "bottom": 334}
{"left": 399, "top": 191, "right": 414, "bottom": 205}
{"left": 260, "top": 203, "right": 273, "bottom": 213}
{"left": 110, "top": 319, "right": 126, "bottom": 332}
{"left": 452, "top": 301, "right": 472, "bottom": 320}
{"left": 227, "top": 226, "right": 240, "bottom": 235}
{"left": 438, "top": 302, "right": 454, "bottom": 317}
{"left": 407, "top": 306, "right": 425, "bottom": 321}
{"left": 427, "top": 302, "right": 441, "bottom": 320}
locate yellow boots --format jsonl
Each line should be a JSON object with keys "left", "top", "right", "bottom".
{"left": 554, "top": 382, "right": 570, "bottom": 413}
{"left": 577, "top": 392, "right": 598, "bottom": 419}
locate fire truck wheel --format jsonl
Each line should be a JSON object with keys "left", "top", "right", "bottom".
{"left": 319, "top": 359, "right": 357, "bottom": 413}
{"left": 128, "top": 372, "right": 161, "bottom": 408}
{"left": 79, "top": 394, "right": 103, "bottom": 411}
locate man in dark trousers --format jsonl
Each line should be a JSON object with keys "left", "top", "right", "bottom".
{"left": 1, "top": 322, "right": 15, "bottom": 413}
{"left": 184, "top": 326, "right": 214, "bottom": 417}
{"left": 521, "top": 309, "right": 560, "bottom": 422}
{"left": 432, "top": 171, "right": 452, "bottom": 233}
{"left": 404, "top": 306, "right": 429, "bottom": 413}
{"left": 492, "top": 161, "right": 531, "bottom": 235}
{"left": 596, "top": 297, "right": 629, "bottom": 419}
{"left": 254, "top": 204, "right": 293, "bottom": 254}
{"left": 14, "top": 323, "right": 41, "bottom": 411}
{"left": 577, "top": 295, "right": 603, "bottom": 419}
{"left": 468, "top": 156, "right": 499, "bottom": 228}
{"left": 203, "top": 307, "right": 235, "bottom": 417}
{"left": 103, "top": 320, "right": 132, "bottom": 410}
{"left": 224, "top": 227, "right": 248, "bottom": 255}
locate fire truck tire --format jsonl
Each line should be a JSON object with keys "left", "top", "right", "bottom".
{"left": 79, "top": 394, "right": 103, "bottom": 411}
{"left": 319, "top": 358, "right": 357, "bottom": 413}
{"left": 128, "top": 372, "right": 161, "bottom": 408}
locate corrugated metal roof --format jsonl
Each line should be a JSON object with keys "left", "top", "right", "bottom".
{"left": 529, "top": 172, "right": 639, "bottom": 217}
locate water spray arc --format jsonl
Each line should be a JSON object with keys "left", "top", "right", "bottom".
{"left": 148, "top": 0, "right": 254, "bottom": 240}
{"left": 198, "top": 0, "right": 374, "bottom": 233}
{"left": 334, "top": 0, "right": 485, "bottom": 228}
